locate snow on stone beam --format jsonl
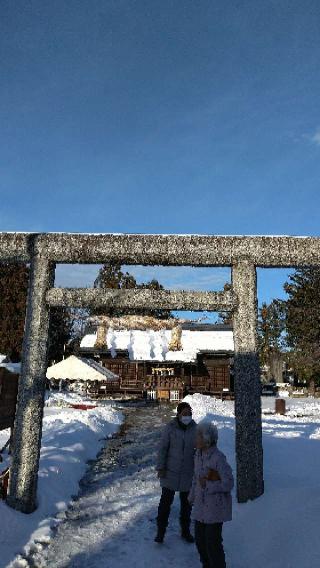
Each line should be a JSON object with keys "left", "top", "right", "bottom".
{"left": 46, "top": 288, "right": 235, "bottom": 312}
{"left": 28, "top": 233, "right": 320, "bottom": 267}
{"left": 1, "top": 232, "right": 320, "bottom": 267}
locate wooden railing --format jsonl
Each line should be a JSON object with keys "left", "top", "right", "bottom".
{"left": 85, "top": 375, "right": 233, "bottom": 398}
{"left": 144, "top": 376, "right": 184, "bottom": 389}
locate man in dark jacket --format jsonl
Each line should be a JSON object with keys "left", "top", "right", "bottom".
{"left": 155, "top": 401, "right": 197, "bottom": 544}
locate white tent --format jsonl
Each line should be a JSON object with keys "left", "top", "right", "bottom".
{"left": 46, "top": 355, "right": 118, "bottom": 382}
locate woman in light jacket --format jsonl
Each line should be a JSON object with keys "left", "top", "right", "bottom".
{"left": 189, "top": 422, "right": 234, "bottom": 568}
{"left": 155, "top": 401, "right": 197, "bottom": 544}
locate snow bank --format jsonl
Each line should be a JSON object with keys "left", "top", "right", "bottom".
{"left": 0, "top": 393, "right": 123, "bottom": 567}
{"left": 183, "top": 392, "right": 234, "bottom": 419}
{"left": 45, "top": 390, "right": 94, "bottom": 407}
{"left": 0, "top": 362, "right": 21, "bottom": 374}
{"left": 285, "top": 399, "right": 320, "bottom": 418}
{"left": 277, "top": 389, "right": 290, "bottom": 398}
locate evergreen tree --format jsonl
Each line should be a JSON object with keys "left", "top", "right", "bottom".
{"left": 0, "top": 263, "right": 29, "bottom": 361}
{"left": 93, "top": 262, "right": 171, "bottom": 319}
{"left": 258, "top": 299, "right": 286, "bottom": 366}
{"left": 0, "top": 263, "right": 75, "bottom": 364}
{"left": 137, "top": 277, "right": 172, "bottom": 319}
{"left": 47, "top": 307, "right": 74, "bottom": 364}
{"left": 284, "top": 267, "right": 320, "bottom": 383}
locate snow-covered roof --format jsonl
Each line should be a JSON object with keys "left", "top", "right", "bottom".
{"left": 0, "top": 354, "right": 21, "bottom": 373}
{"left": 80, "top": 329, "right": 234, "bottom": 363}
{"left": 0, "top": 362, "right": 21, "bottom": 374}
{"left": 46, "top": 355, "right": 118, "bottom": 382}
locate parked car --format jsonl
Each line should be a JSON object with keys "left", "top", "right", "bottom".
{"left": 261, "top": 382, "right": 278, "bottom": 396}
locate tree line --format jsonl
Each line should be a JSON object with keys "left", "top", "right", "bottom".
{"left": 258, "top": 268, "right": 320, "bottom": 385}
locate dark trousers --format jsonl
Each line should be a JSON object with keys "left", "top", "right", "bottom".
{"left": 157, "top": 487, "right": 192, "bottom": 534}
{"left": 195, "top": 521, "right": 226, "bottom": 568}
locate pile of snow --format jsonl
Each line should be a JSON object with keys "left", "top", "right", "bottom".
{"left": 81, "top": 328, "right": 234, "bottom": 362}
{"left": 45, "top": 391, "right": 94, "bottom": 408}
{"left": 277, "top": 389, "right": 290, "bottom": 398}
{"left": 0, "top": 392, "right": 123, "bottom": 567}
{"left": 285, "top": 399, "right": 320, "bottom": 418}
{"left": 183, "top": 392, "right": 234, "bottom": 419}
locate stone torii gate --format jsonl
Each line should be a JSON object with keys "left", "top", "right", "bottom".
{"left": 1, "top": 232, "right": 318, "bottom": 513}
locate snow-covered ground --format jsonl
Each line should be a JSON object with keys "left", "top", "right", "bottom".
{"left": 3, "top": 393, "right": 320, "bottom": 567}
{"left": 0, "top": 392, "right": 123, "bottom": 568}
{"left": 21, "top": 394, "right": 320, "bottom": 568}
{"left": 186, "top": 394, "right": 320, "bottom": 568}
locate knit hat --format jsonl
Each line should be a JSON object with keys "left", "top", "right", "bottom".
{"left": 177, "top": 402, "right": 192, "bottom": 415}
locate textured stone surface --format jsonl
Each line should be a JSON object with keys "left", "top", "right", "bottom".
{"left": 6, "top": 239, "right": 55, "bottom": 513}
{"left": 1, "top": 232, "right": 320, "bottom": 266}
{"left": 36, "top": 233, "right": 320, "bottom": 266}
{"left": 46, "top": 288, "right": 235, "bottom": 312}
{"left": 90, "top": 315, "right": 188, "bottom": 330}
{"left": 232, "top": 261, "right": 264, "bottom": 503}
{"left": 0, "top": 233, "right": 30, "bottom": 262}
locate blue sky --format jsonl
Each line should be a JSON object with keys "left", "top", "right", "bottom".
{"left": 1, "top": 1, "right": 319, "bottom": 306}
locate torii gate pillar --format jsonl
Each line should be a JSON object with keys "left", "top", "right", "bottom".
{"left": 7, "top": 241, "right": 54, "bottom": 513}
{"left": 232, "top": 260, "right": 264, "bottom": 502}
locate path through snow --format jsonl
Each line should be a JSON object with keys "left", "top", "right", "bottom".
{"left": 31, "top": 403, "right": 201, "bottom": 568}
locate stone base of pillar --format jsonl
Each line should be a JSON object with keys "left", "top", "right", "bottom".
{"left": 6, "top": 493, "right": 37, "bottom": 514}
{"left": 234, "top": 352, "right": 264, "bottom": 503}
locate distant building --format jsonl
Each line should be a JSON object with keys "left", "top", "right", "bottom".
{"left": 80, "top": 323, "right": 234, "bottom": 401}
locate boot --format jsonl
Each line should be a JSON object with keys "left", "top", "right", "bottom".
{"left": 154, "top": 526, "right": 166, "bottom": 544}
{"left": 181, "top": 529, "right": 195, "bottom": 543}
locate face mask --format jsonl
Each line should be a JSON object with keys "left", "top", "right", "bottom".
{"left": 180, "top": 415, "right": 192, "bottom": 426}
